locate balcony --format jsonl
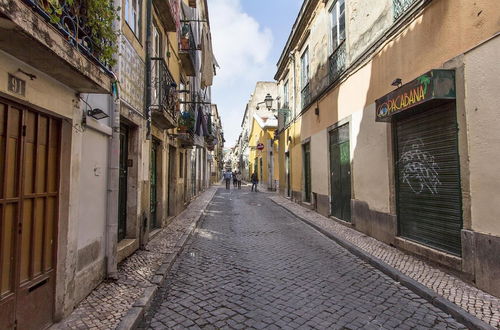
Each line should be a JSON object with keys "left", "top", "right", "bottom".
{"left": 153, "top": 0, "right": 177, "bottom": 32}
{"left": 393, "top": 0, "right": 418, "bottom": 19}
{"left": 151, "top": 57, "right": 178, "bottom": 129}
{"left": 0, "top": 0, "right": 113, "bottom": 92}
{"left": 329, "top": 41, "right": 347, "bottom": 85}
{"left": 177, "top": 107, "right": 195, "bottom": 148}
{"left": 179, "top": 23, "right": 197, "bottom": 76}
{"left": 301, "top": 83, "right": 311, "bottom": 110}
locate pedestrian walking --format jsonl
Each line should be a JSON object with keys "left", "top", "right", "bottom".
{"left": 223, "top": 170, "right": 232, "bottom": 190}
{"left": 236, "top": 171, "right": 242, "bottom": 189}
{"left": 251, "top": 172, "right": 259, "bottom": 192}
{"left": 233, "top": 171, "right": 238, "bottom": 188}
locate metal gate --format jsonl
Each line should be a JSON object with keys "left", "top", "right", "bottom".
{"left": 303, "top": 143, "right": 311, "bottom": 203}
{"left": 0, "top": 98, "right": 60, "bottom": 329}
{"left": 329, "top": 123, "right": 351, "bottom": 222}
{"left": 395, "top": 102, "right": 462, "bottom": 255}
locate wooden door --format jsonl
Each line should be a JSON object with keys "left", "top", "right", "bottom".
{"left": 0, "top": 98, "right": 60, "bottom": 330}
{"left": 150, "top": 140, "right": 159, "bottom": 229}
{"left": 168, "top": 146, "right": 176, "bottom": 216}
{"left": 285, "top": 152, "right": 291, "bottom": 197}
{"left": 118, "top": 124, "right": 129, "bottom": 241}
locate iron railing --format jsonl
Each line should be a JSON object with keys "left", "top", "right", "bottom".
{"left": 151, "top": 57, "right": 178, "bottom": 119}
{"left": 393, "top": 0, "right": 418, "bottom": 19}
{"left": 301, "top": 83, "right": 311, "bottom": 110}
{"left": 23, "top": 0, "right": 113, "bottom": 71}
{"left": 329, "top": 41, "right": 347, "bottom": 85}
{"left": 179, "top": 23, "right": 197, "bottom": 66}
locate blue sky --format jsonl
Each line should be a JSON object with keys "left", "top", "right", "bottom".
{"left": 208, "top": 0, "right": 303, "bottom": 147}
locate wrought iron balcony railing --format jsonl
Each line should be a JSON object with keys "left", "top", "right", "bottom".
{"left": 329, "top": 41, "right": 347, "bottom": 85}
{"left": 179, "top": 23, "right": 197, "bottom": 66}
{"left": 393, "top": 0, "right": 418, "bottom": 19}
{"left": 151, "top": 57, "right": 178, "bottom": 121}
{"left": 301, "top": 83, "right": 311, "bottom": 110}
{"left": 23, "top": 0, "right": 113, "bottom": 71}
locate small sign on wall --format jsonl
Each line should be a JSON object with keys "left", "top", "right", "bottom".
{"left": 8, "top": 74, "right": 26, "bottom": 96}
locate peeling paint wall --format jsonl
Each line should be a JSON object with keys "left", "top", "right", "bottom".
{"left": 0, "top": 50, "right": 75, "bottom": 119}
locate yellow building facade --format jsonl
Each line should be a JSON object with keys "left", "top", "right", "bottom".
{"left": 248, "top": 114, "right": 279, "bottom": 190}
{"left": 275, "top": 0, "right": 500, "bottom": 297}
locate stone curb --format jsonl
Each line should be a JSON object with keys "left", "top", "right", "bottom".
{"left": 269, "top": 198, "right": 494, "bottom": 330}
{"left": 116, "top": 188, "right": 217, "bottom": 330}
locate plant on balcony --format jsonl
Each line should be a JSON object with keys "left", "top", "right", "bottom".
{"left": 180, "top": 24, "right": 191, "bottom": 50}
{"left": 43, "top": 0, "right": 119, "bottom": 67}
{"left": 178, "top": 111, "right": 195, "bottom": 132}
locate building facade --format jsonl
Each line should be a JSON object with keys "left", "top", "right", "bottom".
{"left": 0, "top": 0, "right": 220, "bottom": 328}
{"left": 0, "top": 0, "right": 115, "bottom": 328}
{"left": 248, "top": 114, "right": 279, "bottom": 191}
{"left": 274, "top": 0, "right": 500, "bottom": 297}
{"left": 232, "top": 82, "right": 278, "bottom": 182}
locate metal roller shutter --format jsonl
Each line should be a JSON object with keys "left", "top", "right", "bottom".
{"left": 395, "top": 102, "right": 462, "bottom": 255}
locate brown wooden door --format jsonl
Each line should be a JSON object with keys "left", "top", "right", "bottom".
{"left": 0, "top": 98, "right": 60, "bottom": 330}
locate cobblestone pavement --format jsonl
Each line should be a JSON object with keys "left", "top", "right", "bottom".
{"left": 269, "top": 195, "right": 500, "bottom": 328}
{"left": 52, "top": 188, "right": 217, "bottom": 330}
{"left": 141, "top": 187, "right": 468, "bottom": 329}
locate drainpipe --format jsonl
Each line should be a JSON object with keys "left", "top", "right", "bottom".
{"left": 140, "top": 0, "right": 153, "bottom": 248}
{"left": 145, "top": 0, "right": 153, "bottom": 140}
{"left": 105, "top": 0, "right": 122, "bottom": 280}
{"left": 289, "top": 51, "right": 296, "bottom": 198}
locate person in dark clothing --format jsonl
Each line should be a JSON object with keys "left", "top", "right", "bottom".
{"left": 233, "top": 171, "right": 238, "bottom": 187}
{"left": 251, "top": 172, "right": 259, "bottom": 192}
{"left": 223, "top": 171, "right": 232, "bottom": 190}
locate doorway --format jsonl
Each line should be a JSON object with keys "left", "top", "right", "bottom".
{"left": 118, "top": 123, "right": 129, "bottom": 241}
{"left": 394, "top": 102, "right": 462, "bottom": 255}
{"left": 303, "top": 142, "right": 311, "bottom": 203}
{"left": 150, "top": 139, "right": 160, "bottom": 229}
{"left": 285, "top": 152, "right": 291, "bottom": 197}
{"left": 168, "top": 146, "right": 176, "bottom": 216}
{"left": 329, "top": 123, "right": 351, "bottom": 222}
{"left": 0, "top": 98, "right": 61, "bottom": 330}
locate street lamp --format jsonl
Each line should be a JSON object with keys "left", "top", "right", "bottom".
{"left": 264, "top": 93, "right": 274, "bottom": 110}
{"left": 256, "top": 93, "right": 276, "bottom": 111}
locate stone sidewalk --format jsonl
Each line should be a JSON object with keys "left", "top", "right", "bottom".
{"left": 269, "top": 195, "right": 500, "bottom": 328}
{"left": 51, "top": 187, "right": 217, "bottom": 330}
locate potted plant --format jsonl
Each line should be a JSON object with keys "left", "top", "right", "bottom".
{"left": 178, "top": 111, "right": 194, "bottom": 132}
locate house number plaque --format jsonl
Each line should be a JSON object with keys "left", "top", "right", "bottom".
{"left": 8, "top": 74, "right": 26, "bottom": 96}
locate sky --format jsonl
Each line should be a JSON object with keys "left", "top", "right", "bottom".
{"left": 208, "top": 0, "right": 303, "bottom": 148}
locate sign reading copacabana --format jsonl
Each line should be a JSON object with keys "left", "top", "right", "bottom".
{"left": 375, "top": 69, "right": 456, "bottom": 122}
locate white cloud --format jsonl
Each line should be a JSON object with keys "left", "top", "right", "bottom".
{"left": 209, "top": 0, "right": 275, "bottom": 147}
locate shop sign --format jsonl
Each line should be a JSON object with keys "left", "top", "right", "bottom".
{"left": 375, "top": 70, "right": 456, "bottom": 122}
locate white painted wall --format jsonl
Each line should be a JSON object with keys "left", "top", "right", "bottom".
{"left": 77, "top": 127, "right": 109, "bottom": 255}
{"left": 310, "top": 130, "right": 329, "bottom": 195}
{"left": 464, "top": 35, "right": 500, "bottom": 236}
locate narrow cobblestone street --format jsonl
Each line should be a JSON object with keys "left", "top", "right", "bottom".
{"left": 140, "top": 187, "right": 467, "bottom": 329}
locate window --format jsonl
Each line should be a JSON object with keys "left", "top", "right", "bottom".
{"left": 283, "top": 80, "right": 289, "bottom": 108}
{"left": 125, "top": 0, "right": 142, "bottom": 40}
{"left": 300, "top": 48, "right": 309, "bottom": 89}
{"left": 330, "top": 0, "right": 345, "bottom": 52}
{"left": 152, "top": 23, "right": 162, "bottom": 57}
{"left": 393, "top": 0, "right": 418, "bottom": 19}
